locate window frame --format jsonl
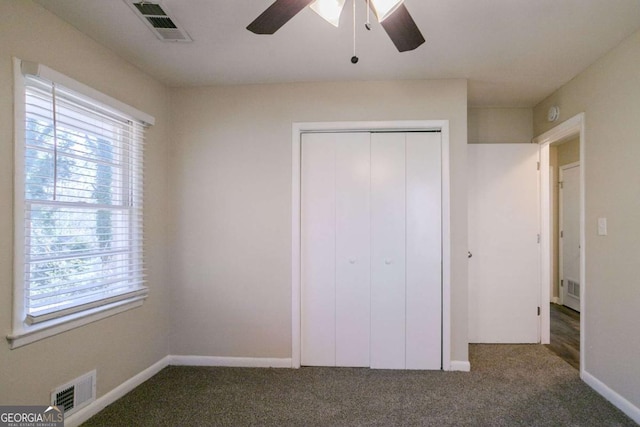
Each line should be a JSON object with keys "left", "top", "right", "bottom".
{"left": 8, "top": 58, "right": 155, "bottom": 349}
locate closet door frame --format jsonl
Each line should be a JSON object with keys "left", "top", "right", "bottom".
{"left": 291, "top": 120, "right": 452, "bottom": 370}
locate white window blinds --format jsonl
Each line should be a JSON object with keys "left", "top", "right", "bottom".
{"left": 20, "top": 74, "right": 147, "bottom": 324}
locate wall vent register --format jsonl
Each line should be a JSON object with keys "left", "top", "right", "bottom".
{"left": 51, "top": 370, "right": 96, "bottom": 416}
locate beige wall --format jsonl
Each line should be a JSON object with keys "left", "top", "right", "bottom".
{"left": 0, "top": 0, "right": 170, "bottom": 404}
{"left": 534, "top": 29, "right": 640, "bottom": 409}
{"left": 468, "top": 108, "right": 533, "bottom": 143}
{"left": 557, "top": 137, "right": 580, "bottom": 166}
{"left": 168, "top": 79, "right": 470, "bottom": 363}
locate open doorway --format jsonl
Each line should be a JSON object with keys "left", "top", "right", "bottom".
{"left": 549, "top": 139, "right": 581, "bottom": 369}
{"left": 535, "top": 113, "right": 585, "bottom": 374}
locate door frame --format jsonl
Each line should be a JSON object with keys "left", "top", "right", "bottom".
{"left": 291, "top": 120, "right": 452, "bottom": 370}
{"left": 533, "top": 113, "right": 585, "bottom": 376}
{"left": 559, "top": 161, "right": 580, "bottom": 308}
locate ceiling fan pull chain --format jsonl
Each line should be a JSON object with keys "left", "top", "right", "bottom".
{"left": 366, "top": 0, "right": 371, "bottom": 30}
{"left": 351, "top": 0, "right": 359, "bottom": 63}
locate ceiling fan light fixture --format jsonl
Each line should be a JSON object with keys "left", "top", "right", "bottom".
{"left": 310, "top": 0, "right": 346, "bottom": 27}
{"left": 370, "top": 0, "right": 404, "bottom": 22}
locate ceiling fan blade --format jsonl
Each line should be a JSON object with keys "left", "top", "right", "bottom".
{"left": 379, "top": 4, "right": 425, "bottom": 52}
{"left": 247, "top": 0, "right": 316, "bottom": 34}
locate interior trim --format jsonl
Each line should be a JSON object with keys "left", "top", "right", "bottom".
{"left": 533, "top": 113, "right": 585, "bottom": 355}
{"left": 168, "top": 356, "right": 293, "bottom": 368}
{"left": 582, "top": 370, "right": 640, "bottom": 424}
{"left": 63, "top": 356, "right": 170, "bottom": 427}
{"left": 449, "top": 360, "right": 471, "bottom": 372}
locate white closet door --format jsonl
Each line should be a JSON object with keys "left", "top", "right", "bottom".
{"left": 335, "top": 134, "right": 371, "bottom": 367}
{"left": 301, "top": 133, "right": 336, "bottom": 366}
{"left": 406, "top": 132, "right": 442, "bottom": 369}
{"left": 301, "top": 132, "right": 371, "bottom": 367}
{"left": 370, "top": 133, "right": 407, "bottom": 369}
{"left": 302, "top": 131, "right": 442, "bottom": 370}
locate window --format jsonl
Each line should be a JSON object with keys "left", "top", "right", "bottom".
{"left": 10, "top": 60, "right": 154, "bottom": 347}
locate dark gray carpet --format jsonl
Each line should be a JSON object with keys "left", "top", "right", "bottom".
{"left": 82, "top": 345, "right": 636, "bottom": 426}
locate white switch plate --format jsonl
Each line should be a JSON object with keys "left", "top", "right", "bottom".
{"left": 598, "top": 217, "right": 607, "bottom": 236}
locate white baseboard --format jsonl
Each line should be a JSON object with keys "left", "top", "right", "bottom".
{"left": 62, "top": 355, "right": 292, "bottom": 425}
{"left": 551, "top": 297, "right": 560, "bottom": 304}
{"left": 582, "top": 370, "right": 640, "bottom": 424}
{"left": 169, "top": 355, "right": 293, "bottom": 368}
{"left": 64, "top": 354, "right": 473, "bottom": 426}
{"left": 449, "top": 360, "right": 471, "bottom": 372}
{"left": 54, "top": 356, "right": 640, "bottom": 427}
{"left": 64, "top": 356, "right": 170, "bottom": 427}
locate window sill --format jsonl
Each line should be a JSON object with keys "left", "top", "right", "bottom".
{"left": 6, "top": 294, "right": 147, "bottom": 349}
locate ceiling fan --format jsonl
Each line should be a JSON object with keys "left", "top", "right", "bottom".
{"left": 247, "top": 0, "right": 425, "bottom": 54}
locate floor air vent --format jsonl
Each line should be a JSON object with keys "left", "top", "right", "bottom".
{"left": 51, "top": 370, "right": 96, "bottom": 417}
{"left": 125, "top": 1, "right": 193, "bottom": 42}
{"left": 567, "top": 279, "right": 580, "bottom": 298}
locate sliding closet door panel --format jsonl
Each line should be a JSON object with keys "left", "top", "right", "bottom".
{"left": 335, "top": 134, "right": 371, "bottom": 367}
{"left": 405, "top": 132, "right": 442, "bottom": 369}
{"left": 370, "top": 133, "right": 407, "bottom": 369}
{"left": 301, "top": 133, "right": 336, "bottom": 366}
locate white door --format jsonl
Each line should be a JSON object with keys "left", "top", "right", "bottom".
{"left": 301, "top": 131, "right": 441, "bottom": 369}
{"left": 370, "top": 132, "right": 442, "bottom": 370}
{"left": 370, "top": 133, "right": 407, "bottom": 369}
{"left": 405, "top": 133, "right": 442, "bottom": 369}
{"left": 468, "top": 144, "right": 540, "bottom": 343}
{"left": 560, "top": 163, "right": 580, "bottom": 312}
{"left": 301, "top": 132, "right": 371, "bottom": 367}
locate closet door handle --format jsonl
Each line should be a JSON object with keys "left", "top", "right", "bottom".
{"left": 349, "top": 258, "right": 356, "bottom": 264}
{"left": 385, "top": 259, "right": 392, "bottom": 265}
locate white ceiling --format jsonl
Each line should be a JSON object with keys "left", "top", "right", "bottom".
{"left": 33, "top": 0, "right": 640, "bottom": 107}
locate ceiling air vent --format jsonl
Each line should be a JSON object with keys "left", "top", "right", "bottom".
{"left": 125, "top": 1, "right": 193, "bottom": 42}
